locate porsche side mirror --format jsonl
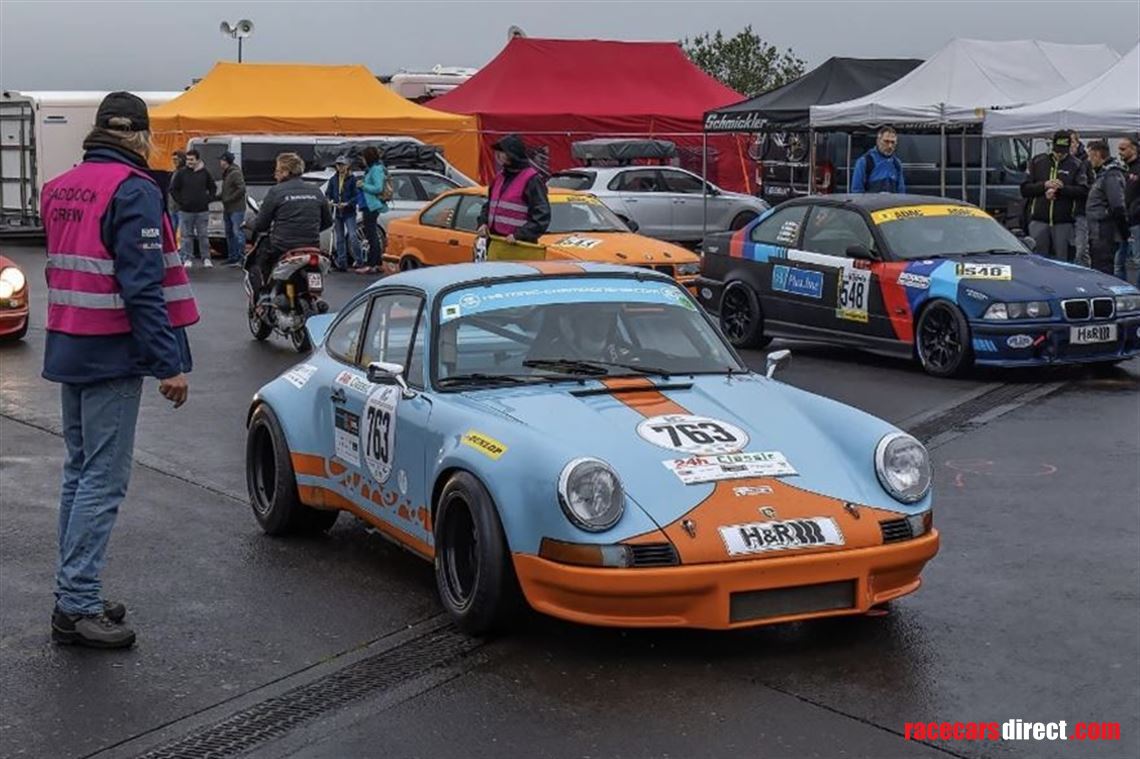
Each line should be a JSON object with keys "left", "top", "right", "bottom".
{"left": 765, "top": 349, "right": 791, "bottom": 379}
{"left": 368, "top": 361, "right": 416, "bottom": 398}
{"left": 846, "top": 244, "right": 876, "bottom": 261}
{"left": 1021, "top": 235, "right": 1037, "bottom": 252}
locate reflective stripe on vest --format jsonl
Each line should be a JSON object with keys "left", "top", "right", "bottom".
{"left": 42, "top": 161, "right": 199, "bottom": 336}
{"left": 488, "top": 167, "right": 538, "bottom": 236}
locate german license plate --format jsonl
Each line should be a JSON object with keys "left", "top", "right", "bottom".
{"left": 1070, "top": 324, "right": 1116, "bottom": 344}
{"left": 306, "top": 272, "right": 323, "bottom": 290}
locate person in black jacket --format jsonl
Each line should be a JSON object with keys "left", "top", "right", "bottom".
{"left": 170, "top": 149, "right": 217, "bottom": 268}
{"left": 1115, "top": 136, "right": 1140, "bottom": 283}
{"left": 1085, "top": 141, "right": 1128, "bottom": 276}
{"left": 1021, "top": 132, "right": 1089, "bottom": 262}
{"left": 248, "top": 152, "right": 332, "bottom": 300}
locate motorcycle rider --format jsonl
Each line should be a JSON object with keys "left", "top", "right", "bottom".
{"left": 247, "top": 152, "right": 332, "bottom": 304}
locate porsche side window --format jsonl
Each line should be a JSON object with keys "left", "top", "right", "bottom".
{"left": 454, "top": 196, "right": 486, "bottom": 233}
{"left": 750, "top": 206, "right": 808, "bottom": 246}
{"left": 326, "top": 300, "right": 368, "bottom": 364}
{"left": 420, "top": 195, "right": 461, "bottom": 229}
{"left": 360, "top": 293, "right": 424, "bottom": 371}
{"left": 801, "top": 207, "right": 876, "bottom": 258}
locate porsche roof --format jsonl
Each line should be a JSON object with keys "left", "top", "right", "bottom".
{"left": 362, "top": 261, "right": 674, "bottom": 297}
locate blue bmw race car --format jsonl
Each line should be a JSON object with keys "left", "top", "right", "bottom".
{"left": 697, "top": 195, "right": 1140, "bottom": 376}
{"left": 245, "top": 262, "right": 938, "bottom": 634}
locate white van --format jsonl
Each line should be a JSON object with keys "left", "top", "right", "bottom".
{"left": 1, "top": 90, "right": 181, "bottom": 233}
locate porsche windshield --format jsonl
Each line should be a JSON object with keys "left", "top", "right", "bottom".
{"left": 434, "top": 278, "right": 743, "bottom": 387}
{"left": 547, "top": 197, "right": 629, "bottom": 233}
{"left": 873, "top": 205, "right": 1028, "bottom": 259}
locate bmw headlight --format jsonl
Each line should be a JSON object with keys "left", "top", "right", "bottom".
{"left": 677, "top": 262, "right": 700, "bottom": 276}
{"left": 1115, "top": 294, "right": 1140, "bottom": 313}
{"left": 875, "top": 433, "right": 932, "bottom": 504}
{"left": 982, "top": 301, "right": 1051, "bottom": 320}
{"left": 558, "top": 458, "right": 624, "bottom": 532}
{"left": 0, "top": 267, "right": 26, "bottom": 294}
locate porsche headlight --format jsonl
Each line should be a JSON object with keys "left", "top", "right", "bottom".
{"left": 982, "top": 301, "right": 1051, "bottom": 320}
{"left": 0, "top": 267, "right": 26, "bottom": 294}
{"left": 677, "top": 262, "right": 701, "bottom": 276}
{"left": 875, "top": 433, "right": 932, "bottom": 504}
{"left": 558, "top": 458, "right": 624, "bottom": 532}
{"left": 1115, "top": 294, "right": 1140, "bottom": 313}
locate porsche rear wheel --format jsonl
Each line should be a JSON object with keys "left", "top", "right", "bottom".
{"left": 246, "top": 404, "right": 338, "bottom": 535}
{"left": 720, "top": 281, "right": 771, "bottom": 349}
{"left": 916, "top": 301, "right": 974, "bottom": 378}
{"left": 434, "top": 472, "right": 523, "bottom": 635}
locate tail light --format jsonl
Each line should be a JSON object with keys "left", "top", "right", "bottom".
{"left": 816, "top": 161, "right": 834, "bottom": 194}
{"left": 309, "top": 253, "right": 319, "bottom": 267}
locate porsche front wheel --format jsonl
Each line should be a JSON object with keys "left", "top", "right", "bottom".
{"left": 246, "top": 404, "right": 338, "bottom": 535}
{"left": 916, "top": 301, "right": 974, "bottom": 378}
{"left": 719, "top": 281, "right": 771, "bottom": 349}
{"left": 434, "top": 472, "right": 523, "bottom": 635}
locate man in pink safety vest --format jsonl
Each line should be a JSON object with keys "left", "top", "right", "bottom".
{"left": 40, "top": 92, "right": 198, "bottom": 649}
{"left": 477, "top": 134, "right": 550, "bottom": 244}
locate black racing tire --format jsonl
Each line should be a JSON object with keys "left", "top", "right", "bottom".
{"left": 248, "top": 305, "right": 272, "bottom": 341}
{"left": 916, "top": 300, "right": 974, "bottom": 378}
{"left": 433, "top": 471, "right": 524, "bottom": 635}
{"left": 246, "top": 404, "right": 338, "bottom": 535}
{"left": 719, "top": 281, "right": 771, "bottom": 349}
{"left": 399, "top": 255, "right": 422, "bottom": 272}
{"left": 291, "top": 327, "right": 312, "bottom": 353}
{"left": 729, "top": 211, "right": 757, "bottom": 231}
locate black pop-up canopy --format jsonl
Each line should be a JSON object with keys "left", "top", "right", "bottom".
{"left": 703, "top": 57, "right": 922, "bottom": 133}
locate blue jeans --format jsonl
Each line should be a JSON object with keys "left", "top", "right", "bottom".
{"left": 179, "top": 211, "right": 210, "bottom": 262}
{"left": 333, "top": 213, "right": 362, "bottom": 268}
{"left": 1113, "top": 239, "right": 1130, "bottom": 280}
{"left": 224, "top": 211, "right": 246, "bottom": 263}
{"left": 56, "top": 377, "right": 143, "bottom": 615}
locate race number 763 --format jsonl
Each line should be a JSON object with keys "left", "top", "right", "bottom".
{"left": 365, "top": 406, "right": 391, "bottom": 464}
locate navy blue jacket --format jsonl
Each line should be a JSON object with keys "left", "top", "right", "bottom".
{"left": 43, "top": 146, "right": 193, "bottom": 384}
{"left": 325, "top": 172, "right": 361, "bottom": 217}
{"left": 851, "top": 148, "right": 906, "bottom": 193}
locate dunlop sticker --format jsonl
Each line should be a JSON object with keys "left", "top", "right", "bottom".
{"left": 462, "top": 430, "right": 508, "bottom": 460}
{"left": 871, "top": 204, "right": 989, "bottom": 224}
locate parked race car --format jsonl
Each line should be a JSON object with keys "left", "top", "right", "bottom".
{"left": 245, "top": 262, "right": 938, "bottom": 634}
{"left": 383, "top": 188, "right": 701, "bottom": 285}
{"left": 697, "top": 194, "right": 1140, "bottom": 377}
{"left": 548, "top": 166, "right": 769, "bottom": 245}
{"left": 0, "top": 255, "right": 29, "bottom": 342}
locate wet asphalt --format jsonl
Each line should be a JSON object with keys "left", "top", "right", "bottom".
{"left": 0, "top": 245, "right": 1137, "bottom": 759}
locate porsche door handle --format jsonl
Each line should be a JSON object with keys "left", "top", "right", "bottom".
{"left": 330, "top": 387, "right": 347, "bottom": 404}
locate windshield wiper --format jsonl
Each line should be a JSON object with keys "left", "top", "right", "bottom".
{"left": 963, "top": 249, "right": 1025, "bottom": 256}
{"left": 437, "top": 371, "right": 589, "bottom": 388}
{"left": 525, "top": 358, "right": 673, "bottom": 378}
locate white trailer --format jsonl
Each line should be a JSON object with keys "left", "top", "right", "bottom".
{"left": 0, "top": 90, "right": 181, "bottom": 234}
{"left": 383, "top": 66, "right": 476, "bottom": 103}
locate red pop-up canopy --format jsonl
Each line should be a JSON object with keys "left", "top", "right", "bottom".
{"left": 430, "top": 37, "right": 753, "bottom": 191}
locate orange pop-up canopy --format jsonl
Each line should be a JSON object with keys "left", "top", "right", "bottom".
{"left": 149, "top": 62, "right": 479, "bottom": 175}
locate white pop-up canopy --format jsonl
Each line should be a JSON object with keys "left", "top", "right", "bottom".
{"left": 811, "top": 39, "right": 1121, "bottom": 130}
{"left": 984, "top": 43, "right": 1140, "bottom": 136}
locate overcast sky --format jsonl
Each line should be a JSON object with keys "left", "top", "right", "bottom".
{"left": 1, "top": 0, "right": 1136, "bottom": 91}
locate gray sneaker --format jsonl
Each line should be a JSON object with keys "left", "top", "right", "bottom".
{"left": 52, "top": 610, "right": 136, "bottom": 649}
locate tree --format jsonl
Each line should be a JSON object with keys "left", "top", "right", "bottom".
{"left": 683, "top": 26, "right": 806, "bottom": 97}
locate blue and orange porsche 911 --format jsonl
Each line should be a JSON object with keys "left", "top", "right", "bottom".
{"left": 245, "top": 261, "right": 937, "bottom": 635}
{"left": 697, "top": 195, "right": 1140, "bottom": 376}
